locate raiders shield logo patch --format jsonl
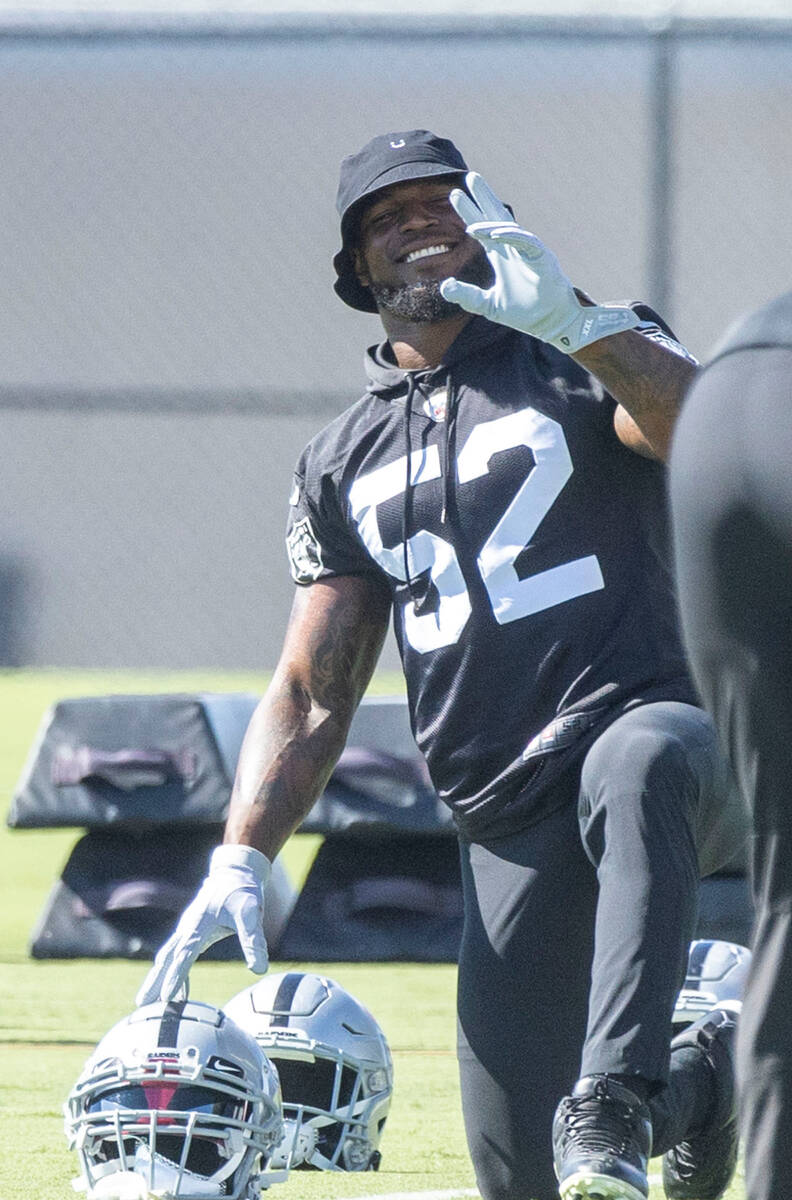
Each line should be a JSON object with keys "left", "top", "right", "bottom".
{"left": 423, "top": 387, "right": 448, "bottom": 422}
{"left": 287, "top": 516, "right": 324, "bottom": 583}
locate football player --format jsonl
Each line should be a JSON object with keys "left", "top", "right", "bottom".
{"left": 139, "top": 130, "right": 749, "bottom": 1200}
{"left": 670, "top": 289, "right": 792, "bottom": 1200}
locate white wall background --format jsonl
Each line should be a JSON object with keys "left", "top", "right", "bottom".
{"left": 1, "top": 14, "right": 790, "bottom": 668}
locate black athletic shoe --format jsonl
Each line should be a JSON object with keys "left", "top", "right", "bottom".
{"left": 553, "top": 1075, "right": 652, "bottom": 1200}
{"left": 662, "top": 1005, "right": 740, "bottom": 1200}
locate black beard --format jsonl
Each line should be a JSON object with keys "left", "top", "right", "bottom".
{"left": 370, "top": 250, "right": 494, "bottom": 324}
{"left": 369, "top": 278, "right": 458, "bottom": 323}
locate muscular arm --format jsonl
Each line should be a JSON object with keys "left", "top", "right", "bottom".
{"left": 573, "top": 328, "right": 699, "bottom": 463}
{"left": 224, "top": 572, "right": 392, "bottom": 859}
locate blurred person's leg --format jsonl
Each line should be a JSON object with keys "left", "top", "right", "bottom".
{"left": 670, "top": 300, "right": 792, "bottom": 1200}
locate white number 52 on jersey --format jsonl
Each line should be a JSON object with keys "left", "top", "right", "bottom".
{"left": 349, "top": 409, "right": 604, "bottom": 654}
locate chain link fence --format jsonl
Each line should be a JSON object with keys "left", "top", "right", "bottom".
{"left": 1, "top": 15, "right": 790, "bottom": 667}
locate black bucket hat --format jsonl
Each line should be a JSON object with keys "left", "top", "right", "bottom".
{"left": 333, "top": 129, "right": 468, "bottom": 312}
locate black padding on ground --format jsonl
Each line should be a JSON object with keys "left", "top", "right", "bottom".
{"left": 275, "top": 833, "right": 462, "bottom": 963}
{"left": 8, "top": 692, "right": 259, "bottom": 830}
{"left": 29, "top": 825, "right": 241, "bottom": 960}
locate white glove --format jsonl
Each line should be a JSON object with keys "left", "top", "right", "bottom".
{"left": 440, "top": 171, "right": 640, "bottom": 353}
{"left": 135, "top": 844, "right": 271, "bottom": 1006}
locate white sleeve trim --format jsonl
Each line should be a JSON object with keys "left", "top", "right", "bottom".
{"left": 634, "top": 320, "right": 699, "bottom": 365}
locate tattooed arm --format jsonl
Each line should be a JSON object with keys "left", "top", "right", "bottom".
{"left": 572, "top": 327, "right": 698, "bottom": 463}
{"left": 134, "top": 573, "right": 392, "bottom": 1004}
{"left": 224, "top": 574, "right": 392, "bottom": 858}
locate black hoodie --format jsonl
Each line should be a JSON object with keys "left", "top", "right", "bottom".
{"left": 286, "top": 312, "right": 696, "bottom": 840}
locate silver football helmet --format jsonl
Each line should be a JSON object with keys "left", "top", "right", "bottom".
{"left": 64, "top": 1000, "right": 284, "bottom": 1200}
{"left": 224, "top": 972, "right": 393, "bottom": 1172}
{"left": 673, "top": 938, "right": 752, "bottom": 1031}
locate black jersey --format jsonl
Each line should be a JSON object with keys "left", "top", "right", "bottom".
{"left": 286, "top": 311, "right": 698, "bottom": 839}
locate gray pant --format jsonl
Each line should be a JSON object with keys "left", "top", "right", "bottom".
{"left": 457, "top": 701, "right": 747, "bottom": 1200}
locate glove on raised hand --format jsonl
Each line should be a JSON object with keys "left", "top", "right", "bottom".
{"left": 440, "top": 172, "right": 640, "bottom": 353}
{"left": 135, "top": 843, "right": 271, "bottom": 1006}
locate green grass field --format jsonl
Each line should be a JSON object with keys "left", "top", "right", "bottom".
{"left": 0, "top": 670, "right": 745, "bottom": 1200}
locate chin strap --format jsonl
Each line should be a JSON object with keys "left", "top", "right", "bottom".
{"left": 267, "top": 1115, "right": 318, "bottom": 1171}
{"left": 81, "top": 1146, "right": 227, "bottom": 1200}
{"left": 82, "top": 1167, "right": 148, "bottom": 1200}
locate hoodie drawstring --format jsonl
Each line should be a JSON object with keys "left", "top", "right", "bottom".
{"left": 401, "top": 374, "right": 419, "bottom": 598}
{"left": 401, "top": 371, "right": 458, "bottom": 615}
{"left": 440, "top": 375, "right": 458, "bottom": 526}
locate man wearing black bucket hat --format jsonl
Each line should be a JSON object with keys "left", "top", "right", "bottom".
{"left": 139, "top": 131, "right": 748, "bottom": 1200}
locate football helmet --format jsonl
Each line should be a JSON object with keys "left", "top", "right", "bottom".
{"left": 672, "top": 939, "right": 752, "bottom": 1031}
{"left": 224, "top": 972, "right": 393, "bottom": 1172}
{"left": 64, "top": 1000, "right": 284, "bottom": 1200}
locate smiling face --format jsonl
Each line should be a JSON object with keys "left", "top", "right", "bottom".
{"left": 352, "top": 177, "right": 490, "bottom": 323}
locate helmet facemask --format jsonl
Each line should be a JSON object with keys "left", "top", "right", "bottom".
{"left": 65, "top": 1002, "right": 284, "bottom": 1200}
{"left": 224, "top": 973, "right": 393, "bottom": 1174}
{"left": 266, "top": 1045, "right": 390, "bottom": 1171}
